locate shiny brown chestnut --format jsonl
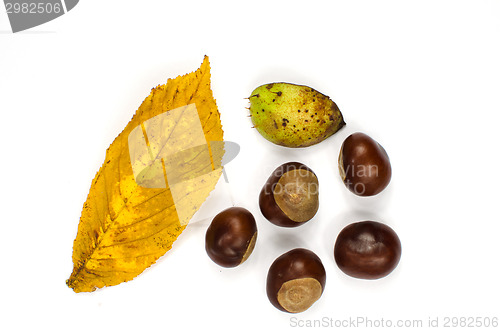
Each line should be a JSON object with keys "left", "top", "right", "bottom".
{"left": 267, "top": 248, "right": 326, "bottom": 313}
{"left": 338, "top": 132, "right": 391, "bottom": 196}
{"left": 259, "top": 162, "right": 319, "bottom": 227}
{"left": 205, "top": 207, "right": 257, "bottom": 268}
{"left": 334, "top": 221, "right": 401, "bottom": 279}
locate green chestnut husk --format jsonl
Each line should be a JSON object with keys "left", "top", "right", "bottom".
{"left": 249, "top": 82, "right": 345, "bottom": 147}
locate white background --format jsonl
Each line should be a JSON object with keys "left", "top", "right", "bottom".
{"left": 1, "top": 1, "right": 500, "bottom": 330}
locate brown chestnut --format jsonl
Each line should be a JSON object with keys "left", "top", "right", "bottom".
{"left": 205, "top": 207, "right": 257, "bottom": 268}
{"left": 338, "top": 132, "right": 391, "bottom": 196}
{"left": 266, "top": 248, "right": 326, "bottom": 313}
{"left": 259, "top": 162, "right": 319, "bottom": 227}
{"left": 334, "top": 221, "right": 401, "bottom": 279}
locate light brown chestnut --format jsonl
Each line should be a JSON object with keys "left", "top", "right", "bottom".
{"left": 205, "top": 207, "right": 257, "bottom": 268}
{"left": 266, "top": 248, "right": 326, "bottom": 313}
{"left": 259, "top": 162, "right": 319, "bottom": 227}
{"left": 334, "top": 221, "right": 401, "bottom": 279}
{"left": 338, "top": 132, "right": 391, "bottom": 196}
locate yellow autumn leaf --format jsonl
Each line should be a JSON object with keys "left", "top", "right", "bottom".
{"left": 66, "top": 56, "right": 224, "bottom": 292}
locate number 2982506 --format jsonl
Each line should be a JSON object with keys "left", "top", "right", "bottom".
{"left": 443, "top": 317, "right": 498, "bottom": 328}
{"left": 5, "top": 2, "right": 62, "bottom": 14}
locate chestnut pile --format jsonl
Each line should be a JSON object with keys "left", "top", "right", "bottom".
{"left": 205, "top": 132, "right": 401, "bottom": 313}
